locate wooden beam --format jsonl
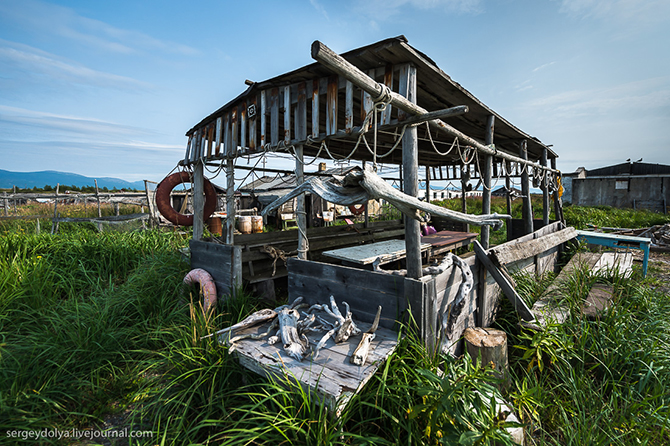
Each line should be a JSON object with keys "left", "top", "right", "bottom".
{"left": 481, "top": 115, "right": 494, "bottom": 249}
{"left": 193, "top": 161, "right": 204, "bottom": 241}
{"left": 520, "top": 140, "right": 533, "bottom": 235}
{"left": 551, "top": 157, "right": 564, "bottom": 224}
{"left": 489, "top": 227, "right": 577, "bottom": 265}
{"left": 399, "top": 64, "right": 422, "bottom": 279}
{"left": 295, "top": 145, "right": 307, "bottom": 260}
{"left": 311, "top": 41, "right": 558, "bottom": 174}
{"left": 226, "top": 158, "right": 235, "bottom": 245}
{"left": 345, "top": 80, "right": 353, "bottom": 134}
{"left": 473, "top": 240, "right": 534, "bottom": 321}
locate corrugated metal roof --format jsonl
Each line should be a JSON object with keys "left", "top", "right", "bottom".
{"left": 585, "top": 162, "right": 670, "bottom": 177}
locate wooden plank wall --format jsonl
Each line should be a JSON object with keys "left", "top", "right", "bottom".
{"left": 190, "top": 240, "right": 242, "bottom": 298}
{"left": 185, "top": 66, "right": 405, "bottom": 162}
{"left": 287, "top": 258, "right": 406, "bottom": 330}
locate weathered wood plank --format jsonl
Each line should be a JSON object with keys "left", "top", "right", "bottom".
{"left": 490, "top": 227, "right": 577, "bottom": 265}
{"left": 473, "top": 240, "right": 534, "bottom": 321}
{"left": 284, "top": 85, "right": 291, "bottom": 144}
{"left": 322, "top": 239, "right": 430, "bottom": 265}
{"left": 345, "top": 80, "right": 353, "bottom": 134}
{"left": 231, "top": 320, "right": 398, "bottom": 416}
{"left": 215, "top": 117, "right": 222, "bottom": 156}
{"left": 260, "top": 90, "right": 267, "bottom": 148}
{"left": 287, "top": 258, "right": 406, "bottom": 329}
{"left": 326, "top": 75, "right": 338, "bottom": 135}
{"left": 381, "top": 64, "right": 394, "bottom": 125}
{"left": 270, "top": 88, "right": 279, "bottom": 146}
{"left": 311, "top": 79, "right": 320, "bottom": 139}
{"left": 249, "top": 97, "right": 257, "bottom": 150}
{"left": 231, "top": 108, "right": 238, "bottom": 156}
{"left": 190, "top": 240, "right": 241, "bottom": 297}
{"left": 295, "top": 82, "right": 307, "bottom": 141}
{"left": 240, "top": 102, "right": 247, "bottom": 149}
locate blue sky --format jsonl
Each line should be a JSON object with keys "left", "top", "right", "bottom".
{"left": 0, "top": 0, "right": 668, "bottom": 185}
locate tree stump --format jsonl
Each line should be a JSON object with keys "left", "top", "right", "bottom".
{"left": 464, "top": 327, "right": 510, "bottom": 390}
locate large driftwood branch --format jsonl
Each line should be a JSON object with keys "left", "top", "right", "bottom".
{"left": 440, "top": 254, "right": 474, "bottom": 353}
{"left": 201, "top": 308, "right": 277, "bottom": 342}
{"left": 278, "top": 307, "right": 310, "bottom": 360}
{"left": 262, "top": 166, "right": 509, "bottom": 229}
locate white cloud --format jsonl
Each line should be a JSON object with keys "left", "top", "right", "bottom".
{"left": 352, "top": 0, "right": 482, "bottom": 21}
{"left": 309, "top": 0, "right": 330, "bottom": 20}
{"left": 0, "top": 40, "right": 150, "bottom": 91}
{"left": 559, "top": 0, "right": 670, "bottom": 28}
{"left": 523, "top": 77, "right": 670, "bottom": 119}
{"left": 0, "top": 105, "right": 156, "bottom": 140}
{"left": 0, "top": 0, "right": 199, "bottom": 56}
{"left": 532, "top": 61, "right": 556, "bottom": 73}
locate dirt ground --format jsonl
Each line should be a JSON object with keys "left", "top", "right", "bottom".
{"left": 633, "top": 250, "right": 670, "bottom": 295}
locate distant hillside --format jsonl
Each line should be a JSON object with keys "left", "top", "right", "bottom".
{"left": 0, "top": 170, "right": 146, "bottom": 190}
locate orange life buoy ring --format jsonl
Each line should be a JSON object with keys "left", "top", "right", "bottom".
{"left": 348, "top": 203, "right": 366, "bottom": 215}
{"left": 155, "top": 172, "right": 217, "bottom": 226}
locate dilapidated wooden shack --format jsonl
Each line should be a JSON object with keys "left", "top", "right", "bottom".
{"left": 179, "top": 36, "right": 565, "bottom": 361}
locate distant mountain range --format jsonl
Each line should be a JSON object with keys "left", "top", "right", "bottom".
{"left": 0, "top": 170, "right": 146, "bottom": 190}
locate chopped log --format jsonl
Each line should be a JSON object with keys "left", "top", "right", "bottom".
{"left": 464, "top": 327, "right": 510, "bottom": 390}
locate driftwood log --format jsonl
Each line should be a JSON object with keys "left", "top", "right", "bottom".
{"left": 262, "top": 166, "right": 510, "bottom": 229}
{"left": 440, "top": 254, "right": 474, "bottom": 353}
{"left": 277, "top": 307, "right": 311, "bottom": 360}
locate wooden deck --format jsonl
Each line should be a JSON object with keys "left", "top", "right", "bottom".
{"left": 231, "top": 318, "right": 399, "bottom": 416}
{"left": 322, "top": 239, "right": 430, "bottom": 268}
{"left": 422, "top": 230, "right": 478, "bottom": 258}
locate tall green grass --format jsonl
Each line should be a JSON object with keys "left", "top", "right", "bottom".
{"left": 495, "top": 260, "right": 670, "bottom": 445}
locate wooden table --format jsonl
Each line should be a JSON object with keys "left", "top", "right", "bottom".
{"left": 421, "top": 230, "right": 478, "bottom": 259}
{"left": 575, "top": 230, "right": 650, "bottom": 277}
{"left": 322, "top": 239, "right": 431, "bottom": 269}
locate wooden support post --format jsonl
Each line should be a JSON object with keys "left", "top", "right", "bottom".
{"left": 51, "top": 183, "right": 59, "bottom": 234}
{"left": 551, "top": 157, "right": 564, "bottom": 224}
{"left": 94, "top": 179, "right": 102, "bottom": 218}
{"left": 505, "top": 164, "right": 512, "bottom": 241}
{"left": 114, "top": 202, "right": 120, "bottom": 216}
{"left": 226, "top": 159, "right": 235, "bottom": 245}
{"left": 461, "top": 164, "right": 469, "bottom": 233}
{"left": 520, "top": 140, "right": 533, "bottom": 235}
{"left": 3, "top": 192, "right": 7, "bottom": 216}
{"left": 400, "top": 64, "right": 421, "bottom": 279}
{"left": 481, "top": 115, "right": 494, "bottom": 249}
{"left": 12, "top": 186, "right": 16, "bottom": 215}
{"left": 542, "top": 147, "right": 550, "bottom": 226}
{"left": 193, "top": 161, "right": 205, "bottom": 241}
{"left": 295, "top": 145, "right": 308, "bottom": 260}
{"left": 425, "top": 165, "right": 431, "bottom": 204}
{"left": 363, "top": 161, "right": 370, "bottom": 229}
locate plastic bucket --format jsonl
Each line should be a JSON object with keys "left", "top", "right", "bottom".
{"left": 238, "top": 216, "right": 252, "bottom": 234}
{"left": 251, "top": 216, "right": 263, "bottom": 233}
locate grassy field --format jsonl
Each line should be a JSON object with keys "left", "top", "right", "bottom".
{"left": 0, "top": 205, "right": 669, "bottom": 444}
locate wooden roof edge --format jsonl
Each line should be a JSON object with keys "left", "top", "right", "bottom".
{"left": 185, "top": 36, "right": 557, "bottom": 161}
{"left": 397, "top": 41, "right": 557, "bottom": 160}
